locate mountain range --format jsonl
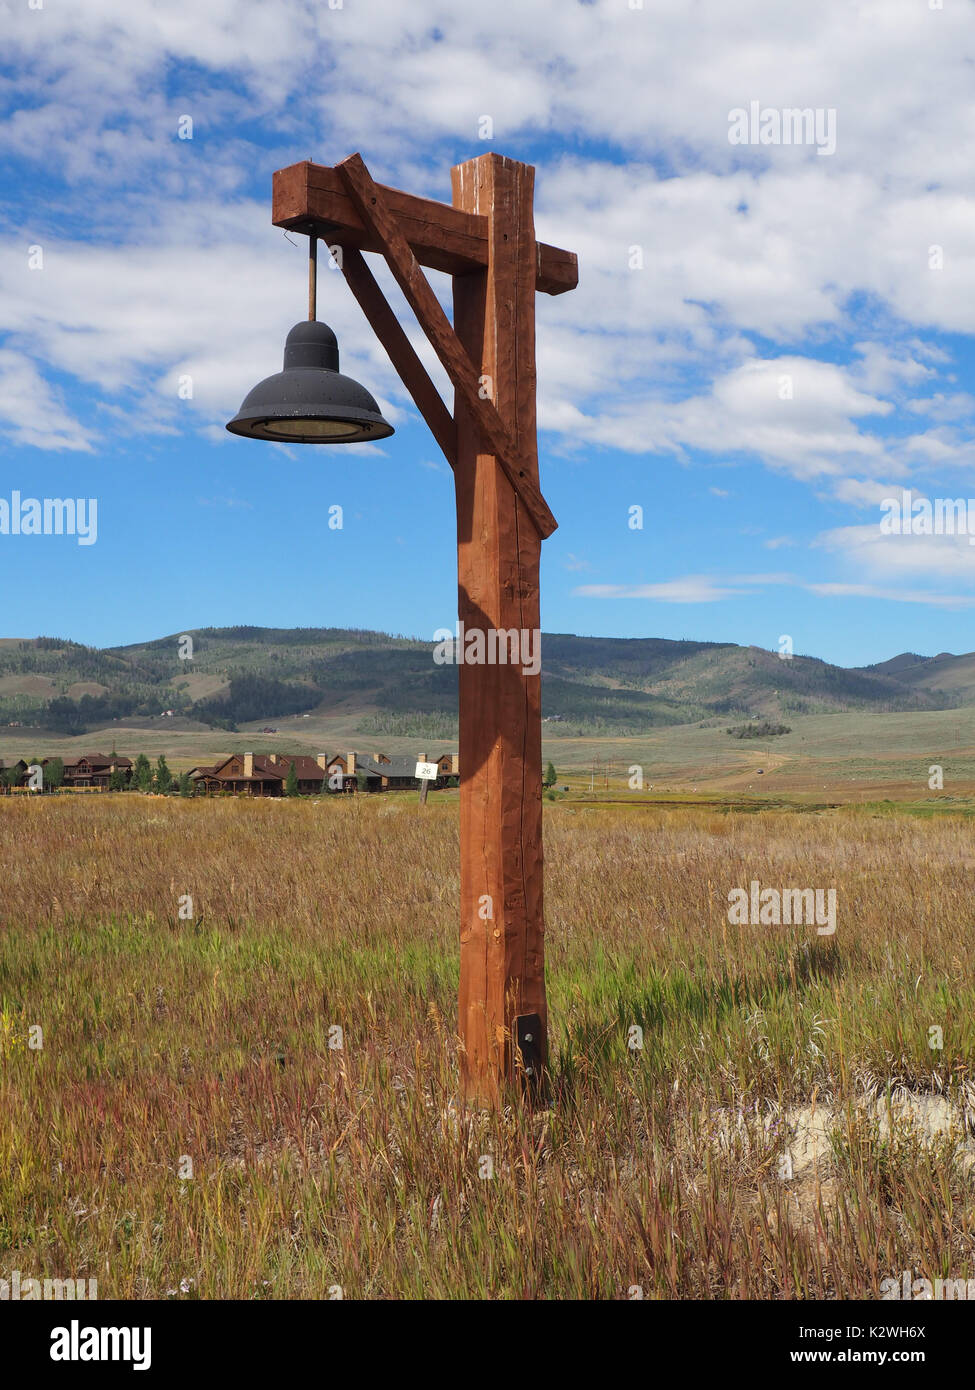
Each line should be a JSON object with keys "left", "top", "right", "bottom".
{"left": 0, "top": 627, "right": 972, "bottom": 739}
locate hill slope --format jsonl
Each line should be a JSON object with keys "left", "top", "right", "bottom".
{"left": 857, "top": 650, "right": 975, "bottom": 703}
{"left": 0, "top": 626, "right": 959, "bottom": 737}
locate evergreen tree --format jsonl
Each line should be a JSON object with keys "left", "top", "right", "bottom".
{"left": 544, "top": 760, "right": 557, "bottom": 787}
{"left": 134, "top": 753, "right": 152, "bottom": 792}
{"left": 285, "top": 760, "right": 299, "bottom": 797}
{"left": 45, "top": 756, "right": 64, "bottom": 790}
{"left": 177, "top": 772, "right": 192, "bottom": 797}
{"left": 154, "top": 755, "right": 172, "bottom": 795}
{"left": 109, "top": 767, "right": 124, "bottom": 792}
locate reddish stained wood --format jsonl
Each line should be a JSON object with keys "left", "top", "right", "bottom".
{"left": 452, "top": 153, "right": 548, "bottom": 1106}
{"left": 273, "top": 160, "right": 578, "bottom": 296}
{"left": 339, "top": 248, "right": 456, "bottom": 468}
{"left": 336, "top": 153, "right": 557, "bottom": 542}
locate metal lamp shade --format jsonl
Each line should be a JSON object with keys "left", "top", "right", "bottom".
{"left": 226, "top": 320, "right": 394, "bottom": 444}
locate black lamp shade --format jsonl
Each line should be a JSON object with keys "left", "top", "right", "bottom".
{"left": 226, "top": 321, "right": 394, "bottom": 444}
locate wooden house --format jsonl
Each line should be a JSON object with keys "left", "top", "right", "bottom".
{"left": 420, "top": 752, "right": 460, "bottom": 786}
{"left": 186, "top": 748, "right": 457, "bottom": 796}
{"left": 193, "top": 752, "right": 330, "bottom": 796}
{"left": 57, "top": 754, "right": 133, "bottom": 790}
{"left": 321, "top": 752, "right": 387, "bottom": 792}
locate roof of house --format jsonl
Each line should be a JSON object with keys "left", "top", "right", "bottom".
{"left": 203, "top": 754, "right": 328, "bottom": 783}
{"left": 61, "top": 753, "right": 132, "bottom": 769}
{"left": 340, "top": 754, "right": 396, "bottom": 778}
{"left": 258, "top": 754, "right": 327, "bottom": 781}
{"left": 326, "top": 751, "right": 377, "bottom": 771}
{"left": 379, "top": 756, "right": 423, "bottom": 779}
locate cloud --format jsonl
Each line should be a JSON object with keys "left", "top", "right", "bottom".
{"left": 830, "top": 478, "right": 906, "bottom": 508}
{"left": 579, "top": 562, "right": 975, "bottom": 610}
{"left": 850, "top": 342, "right": 933, "bottom": 395}
{"left": 2, "top": 0, "right": 975, "bottom": 627}
{"left": 816, "top": 521, "right": 975, "bottom": 582}
{"left": 550, "top": 355, "right": 895, "bottom": 480}
{"left": 0, "top": 349, "right": 91, "bottom": 451}
{"left": 806, "top": 582, "right": 975, "bottom": 609}
{"left": 574, "top": 572, "right": 793, "bottom": 603}
{"left": 906, "top": 392, "right": 975, "bottom": 423}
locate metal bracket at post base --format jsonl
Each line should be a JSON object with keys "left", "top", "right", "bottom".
{"left": 514, "top": 1013, "right": 544, "bottom": 1099}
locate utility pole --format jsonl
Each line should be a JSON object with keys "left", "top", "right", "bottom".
{"left": 269, "top": 154, "right": 578, "bottom": 1106}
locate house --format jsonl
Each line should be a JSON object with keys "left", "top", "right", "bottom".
{"left": 185, "top": 748, "right": 459, "bottom": 797}
{"left": 193, "top": 752, "right": 331, "bottom": 797}
{"left": 57, "top": 754, "right": 133, "bottom": 790}
{"left": 265, "top": 753, "right": 331, "bottom": 794}
{"left": 187, "top": 763, "right": 219, "bottom": 787}
{"left": 420, "top": 752, "right": 460, "bottom": 786}
{"left": 374, "top": 755, "right": 424, "bottom": 790}
{"left": 327, "top": 751, "right": 459, "bottom": 792}
{"left": 321, "top": 752, "right": 392, "bottom": 792}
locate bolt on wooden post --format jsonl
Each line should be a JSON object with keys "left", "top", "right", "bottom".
{"left": 270, "top": 151, "right": 577, "bottom": 1107}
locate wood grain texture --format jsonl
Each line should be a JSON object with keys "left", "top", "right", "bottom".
{"left": 272, "top": 160, "right": 578, "bottom": 296}
{"left": 452, "top": 153, "right": 549, "bottom": 1106}
{"left": 339, "top": 248, "right": 456, "bottom": 468}
{"left": 336, "top": 154, "right": 557, "bottom": 541}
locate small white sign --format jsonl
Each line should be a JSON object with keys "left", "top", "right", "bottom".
{"left": 415, "top": 761, "right": 439, "bottom": 781}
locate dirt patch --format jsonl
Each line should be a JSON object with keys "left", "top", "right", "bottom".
{"left": 706, "top": 1088, "right": 975, "bottom": 1237}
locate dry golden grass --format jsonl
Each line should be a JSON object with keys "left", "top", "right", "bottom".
{"left": 1, "top": 795, "right": 973, "bottom": 1299}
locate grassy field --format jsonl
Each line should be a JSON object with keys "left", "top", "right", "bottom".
{"left": 2, "top": 794, "right": 974, "bottom": 1299}
{"left": 5, "top": 705, "right": 975, "bottom": 802}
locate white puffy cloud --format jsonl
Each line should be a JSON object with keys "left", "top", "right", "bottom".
{"left": 816, "top": 520, "right": 975, "bottom": 583}
{"left": 1, "top": 0, "right": 975, "bottom": 501}
{"left": 549, "top": 355, "right": 895, "bottom": 480}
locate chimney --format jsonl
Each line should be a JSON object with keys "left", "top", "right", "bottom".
{"left": 316, "top": 754, "right": 328, "bottom": 771}
{"left": 244, "top": 752, "right": 254, "bottom": 778}
{"left": 450, "top": 754, "right": 459, "bottom": 775}
{"left": 269, "top": 753, "right": 278, "bottom": 765}
{"left": 347, "top": 752, "right": 356, "bottom": 775}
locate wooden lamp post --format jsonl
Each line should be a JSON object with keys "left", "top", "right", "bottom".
{"left": 230, "top": 152, "right": 577, "bottom": 1106}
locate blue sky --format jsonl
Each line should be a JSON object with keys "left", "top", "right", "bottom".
{"left": 2, "top": 0, "right": 974, "bottom": 667}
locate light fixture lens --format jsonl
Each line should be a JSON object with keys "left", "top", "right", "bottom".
{"left": 262, "top": 418, "right": 372, "bottom": 440}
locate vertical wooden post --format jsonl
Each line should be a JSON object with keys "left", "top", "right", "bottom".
{"left": 451, "top": 154, "right": 547, "bottom": 1107}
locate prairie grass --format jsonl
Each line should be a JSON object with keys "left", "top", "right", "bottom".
{"left": 1, "top": 796, "right": 973, "bottom": 1299}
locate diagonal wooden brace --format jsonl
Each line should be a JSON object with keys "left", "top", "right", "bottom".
{"left": 339, "top": 248, "right": 456, "bottom": 469}
{"left": 337, "top": 153, "right": 557, "bottom": 540}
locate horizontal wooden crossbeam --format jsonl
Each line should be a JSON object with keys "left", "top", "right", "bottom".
{"left": 273, "top": 160, "right": 578, "bottom": 296}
